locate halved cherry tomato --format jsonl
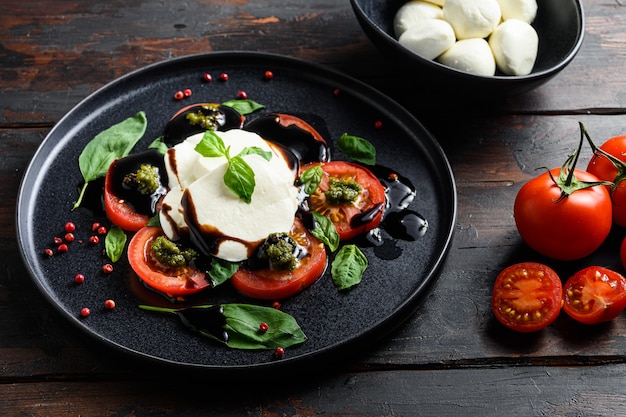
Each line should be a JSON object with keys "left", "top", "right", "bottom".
{"left": 563, "top": 266, "right": 626, "bottom": 325}
{"left": 301, "top": 161, "right": 386, "bottom": 241}
{"left": 231, "top": 218, "right": 327, "bottom": 300}
{"left": 491, "top": 262, "right": 563, "bottom": 333}
{"left": 586, "top": 135, "right": 626, "bottom": 227}
{"left": 128, "top": 226, "right": 210, "bottom": 297}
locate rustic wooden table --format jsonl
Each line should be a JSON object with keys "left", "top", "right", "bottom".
{"left": 3, "top": 0, "right": 626, "bottom": 415}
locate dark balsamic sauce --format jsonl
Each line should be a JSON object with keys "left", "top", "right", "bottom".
{"left": 162, "top": 104, "right": 244, "bottom": 146}
{"left": 107, "top": 149, "right": 168, "bottom": 216}
{"left": 176, "top": 305, "right": 229, "bottom": 343}
{"left": 244, "top": 113, "right": 330, "bottom": 164}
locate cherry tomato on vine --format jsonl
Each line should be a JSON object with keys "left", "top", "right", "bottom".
{"left": 514, "top": 167, "right": 612, "bottom": 261}
{"left": 586, "top": 134, "right": 626, "bottom": 228}
{"left": 128, "top": 226, "right": 210, "bottom": 297}
{"left": 491, "top": 262, "right": 563, "bottom": 333}
{"left": 231, "top": 218, "right": 327, "bottom": 300}
{"left": 562, "top": 266, "right": 626, "bottom": 325}
{"left": 301, "top": 161, "right": 386, "bottom": 241}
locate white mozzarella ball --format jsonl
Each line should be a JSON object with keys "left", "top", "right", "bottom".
{"left": 496, "top": 0, "right": 537, "bottom": 24}
{"left": 393, "top": 0, "right": 444, "bottom": 38}
{"left": 398, "top": 19, "right": 456, "bottom": 60}
{"left": 437, "top": 38, "right": 496, "bottom": 76}
{"left": 489, "top": 19, "right": 538, "bottom": 75}
{"left": 442, "top": 0, "right": 501, "bottom": 40}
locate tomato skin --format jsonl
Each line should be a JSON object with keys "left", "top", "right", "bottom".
{"left": 491, "top": 262, "right": 563, "bottom": 333}
{"left": 586, "top": 135, "right": 626, "bottom": 227}
{"left": 514, "top": 168, "right": 612, "bottom": 261}
{"left": 562, "top": 266, "right": 626, "bottom": 325}
{"left": 302, "top": 161, "right": 386, "bottom": 241}
{"left": 231, "top": 218, "right": 327, "bottom": 300}
{"left": 104, "top": 166, "right": 151, "bottom": 232}
{"left": 127, "top": 226, "right": 210, "bottom": 297}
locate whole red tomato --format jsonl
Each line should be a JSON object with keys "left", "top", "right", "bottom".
{"left": 514, "top": 167, "right": 612, "bottom": 261}
{"left": 586, "top": 135, "right": 626, "bottom": 227}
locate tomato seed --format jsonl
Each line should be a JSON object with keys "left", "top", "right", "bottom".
{"left": 264, "top": 70, "right": 273, "bottom": 80}
{"left": 259, "top": 322, "right": 269, "bottom": 332}
{"left": 104, "top": 299, "right": 116, "bottom": 310}
{"left": 203, "top": 73, "right": 212, "bottom": 82}
{"left": 64, "top": 222, "right": 76, "bottom": 233}
{"left": 80, "top": 307, "right": 90, "bottom": 317}
{"left": 74, "top": 273, "right": 85, "bottom": 284}
{"left": 102, "top": 264, "right": 114, "bottom": 274}
{"left": 89, "top": 235, "right": 99, "bottom": 245}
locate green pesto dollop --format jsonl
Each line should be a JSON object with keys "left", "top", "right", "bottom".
{"left": 325, "top": 177, "right": 362, "bottom": 205}
{"left": 123, "top": 164, "right": 160, "bottom": 195}
{"left": 185, "top": 105, "right": 222, "bottom": 130}
{"left": 260, "top": 233, "right": 298, "bottom": 271}
{"left": 150, "top": 236, "right": 197, "bottom": 268}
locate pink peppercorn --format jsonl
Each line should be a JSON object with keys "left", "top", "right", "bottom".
{"left": 203, "top": 73, "right": 212, "bottom": 82}
{"left": 104, "top": 299, "right": 116, "bottom": 310}
{"left": 80, "top": 307, "right": 90, "bottom": 317}
{"left": 264, "top": 70, "right": 273, "bottom": 80}
{"left": 74, "top": 273, "right": 85, "bottom": 284}
{"left": 102, "top": 264, "right": 114, "bottom": 274}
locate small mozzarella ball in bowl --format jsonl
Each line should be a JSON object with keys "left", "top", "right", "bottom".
{"left": 489, "top": 19, "right": 539, "bottom": 75}
{"left": 398, "top": 19, "right": 456, "bottom": 60}
{"left": 442, "top": 0, "right": 501, "bottom": 40}
{"left": 393, "top": 0, "right": 444, "bottom": 38}
{"left": 437, "top": 38, "right": 496, "bottom": 76}
{"left": 496, "top": 0, "right": 537, "bottom": 24}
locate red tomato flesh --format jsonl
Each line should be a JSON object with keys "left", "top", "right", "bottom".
{"left": 302, "top": 161, "right": 386, "bottom": 241}
{"left": 514, "top": 168, "right": 612, "bottom": 261}
{"left": 563, "top": 266, "right": 626, "bottom": 325}
{"left": 128, "top": 226, "right": 210, "bottom": 297}
{"left": 491, "top": 262, "right": 563, "bottom": 333}
{"left": 231, "top": 218, "right": 327, "bottom": 300}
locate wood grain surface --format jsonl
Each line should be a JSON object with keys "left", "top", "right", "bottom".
{"left": 3, "top": 1, "right": 626, "bottom": 416}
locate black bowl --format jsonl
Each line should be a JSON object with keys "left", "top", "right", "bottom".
{"left": 350, "top": 0, "right": 585, "bottom": 97}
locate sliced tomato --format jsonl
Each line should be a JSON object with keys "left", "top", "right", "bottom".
{"left": 491, "top": 262, "right": 563, "bottom": 333}
{"left": 104, "top": 169, "right": 151, "bottom": 232}
{"left": 301, "top": 161, "right": 386, "bottom": 241}
{"left": 128, "top": 226, "right": 210, "bottom": 297}
{"left": 231, "top": 218, "right": 327, "bottom": 300}
{"left": 562, "top": 266, "right": 626, "bottom": 325}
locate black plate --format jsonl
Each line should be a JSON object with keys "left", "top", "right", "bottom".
{"left": 17, "top": 52, "right": 456, "bottom": 376}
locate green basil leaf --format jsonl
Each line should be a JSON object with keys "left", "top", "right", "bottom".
{"left": 222, "top": 99, "right": 266, "bottom": 115}
{"left": 139, "top": 303, "right": 307, "bottom": 350}
{"left": 337, "top": 133, "right": 376, "bottom": 166}
{"left": 299, "top": 165, "right": 323, "bottom": 195}
{"left": 148, "top": 136, "right": 169, "bottom": 155}
{"left": 331, "top": 244, "right": 368, "bottom": 290}
{"left": 311, "top": 211, "right": 340, "bottom": 252}
{"left": 207, "top": 258, "right": 240, "bottom": 287}
{"left": 194, "top": 130, "right": 228, "bottom": 158}
{"left": 224, "top": 155, "right": 255, "bottom": 204}
{"left": 223, "top": 304, "right": 307, "bottom": 350}
{"left": 105, "top": 225, "right": 127, "bottom": 263}
{"left": 238, "top": 146, "right": 272, "bottom": 162}
{"left": 146, "top": 215, "right": 161, "bottom": 227}
{"left": 73, "top": 111, "right": 147, "bottom": 209}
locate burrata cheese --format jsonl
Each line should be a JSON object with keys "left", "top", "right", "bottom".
{"left": 398, "top": 18, "right": 455, "bottom": 60}
{"left": 437, "top": 38, "right": 496, "bottom": 76}
{"left": 442, "top": 0, "right": 501, "bottom": 40}
{"left": 489, "top": 19, "right": 538, "bottom": 76}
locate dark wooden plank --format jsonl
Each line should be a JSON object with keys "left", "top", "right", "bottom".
{"left": 1, "top": 0, "right": 626, "bottom": 126}
{"left": 2, "top": 365, "right": 626, "bottom": 416}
